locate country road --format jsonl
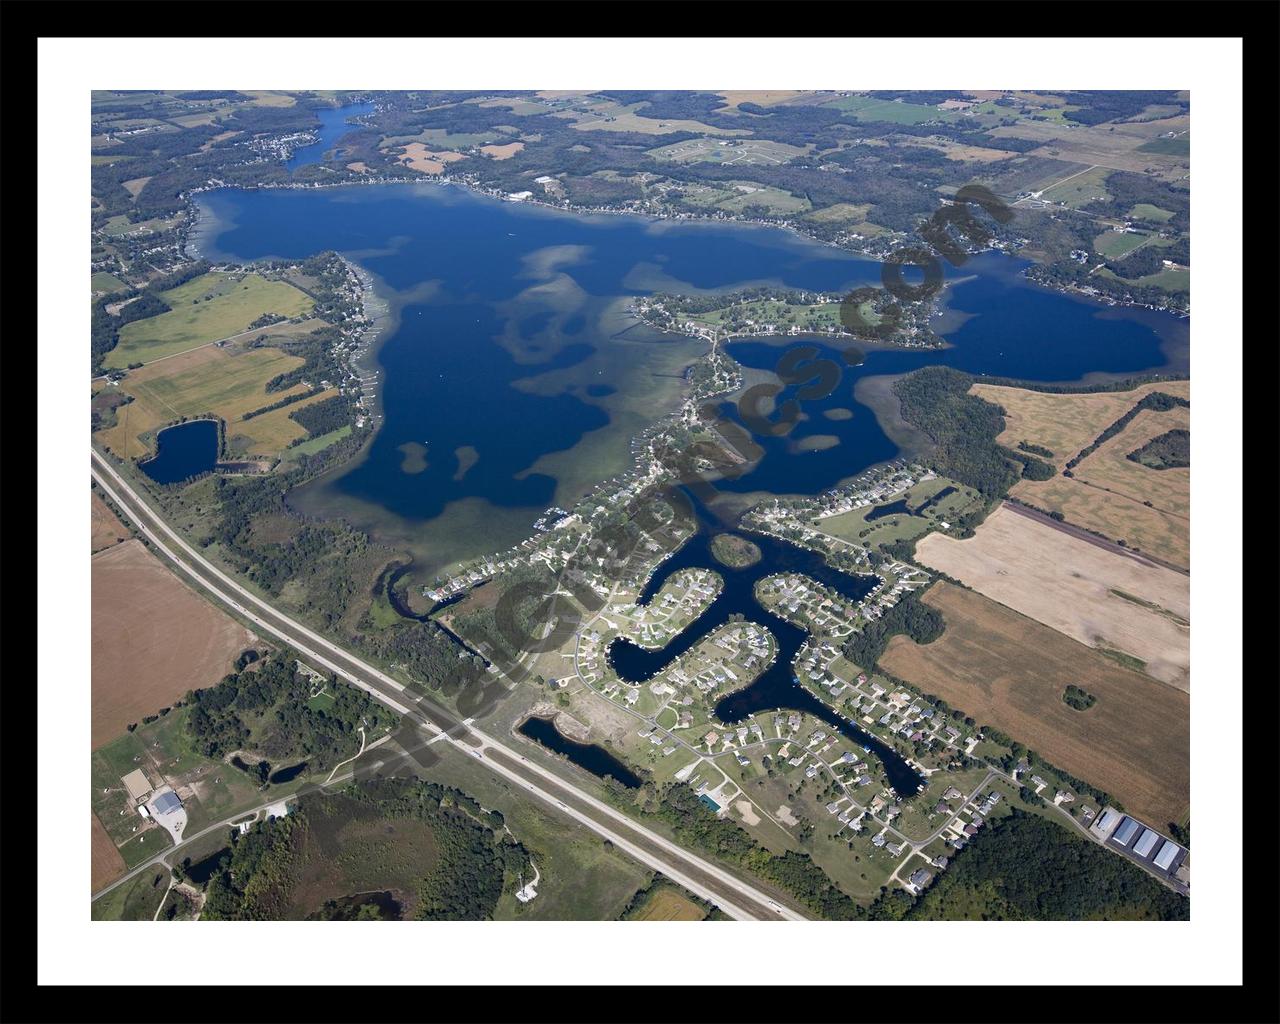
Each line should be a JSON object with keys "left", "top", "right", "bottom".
{"left": 90, "top": 449, "right": 809, "bottom": 921}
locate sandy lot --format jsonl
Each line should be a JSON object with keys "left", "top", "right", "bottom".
{"left": 91, "top": 812, "right": 128, "bottom": 892}
{"left": 92, "top": 539, "right": 255, "bottom": 749}
{"left": 914, "top": 505, "right": 1189, "bottom": 690}
{"left": 881, "top": 583, "right": 1189, "bottom": 829}
{"left": 91, "top": 492, "right": 130, "bottom": 553}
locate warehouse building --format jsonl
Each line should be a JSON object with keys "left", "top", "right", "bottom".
{"left": 1133, "top": 828, "right": 1161, "bottom": 858}
{"left": 1112, "top": 817, "right": 1141, "bottom": 847}
{"left": 1153, "top": 839, "right": 1183, "bottom": 872}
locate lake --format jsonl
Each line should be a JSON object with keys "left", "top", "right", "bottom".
{"left": 139, "top": 418, "right": 218, "bottom": 485}
{"left": 286, "top": 102, "right": 375, "bottom": 173}
{"left": 517, "top": 715, "right": 642, "bottom": 789}
{"left": 192, "top": 181, "right": 1187, "bottom": 578}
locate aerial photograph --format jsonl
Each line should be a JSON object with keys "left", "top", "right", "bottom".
{"left": 79, "top": 82, "right": 1205, "bottom": 930}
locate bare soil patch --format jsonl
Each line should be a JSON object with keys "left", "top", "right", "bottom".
{"left": 92, "top": 539, "right": 255, "bottom": 749}
{"left": 395, "top": 143, "right": 465, "bottom": 174}
{"left": 914, "top": 505, "right": 1189, "bottom": 690}
{"left": 92, "top": 812, "right": 128, "bottom": 891}
{"left": 881, "top": 583, "right": 1188, "bottom": 828}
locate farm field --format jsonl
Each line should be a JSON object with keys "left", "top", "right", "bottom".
{"left": 970, "top": 379, "right": 1191, "bottom": 469}
{"left": 1038, "top": 165, "right": 1113, "bottom": 208}
{"left": 91, "top": 271, "right": 127, "bottom": 294}
{"left": 92, "top": 539, "right": 255, "bottom": 749}
{"left": 91, "top": 812, "right": 129, "bottom": 892}
{"left": 880, "top": 582, "right": 1189, "bottom": 829}
{"left": 91, "top": 491, "right": 130, "bottom": 552}
{"left": 914, "top": 504, "right": 1189, "bottom": 690}
{"left": 227, "top": 387, "right": 338, "bottom": 457}
{"left": 106, "top": 271, "right": 313, "bottom": 368}
{"left": 823, "top": 94, "right": 962, "bottom": 125}
{"left": 1073, "top": 405, "right": 1190, "bottom": 520}
{"left": 1012, "top": 475, "right": 1189, "bottom": 570}
{"left": 93, "top": 344, "right": 315, "bottom": 460}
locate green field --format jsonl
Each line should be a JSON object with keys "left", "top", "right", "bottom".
{"left": 1128, "top": 203, "right": 1175, "bottom": 223}
{"left": 1093, "top": 230, "right": 1152, "bottom": 260}
{"left": 1040, "top": 166, "right": 1113, "bottom": 209}
{"left": 815, "top": 477, "right": 983, "bottom": 551}
{"left": 1137, "top": 135, "right": 1189, "bottom": 157}
{"left": 91, "top": 867, "right": 171, "bottom": 921}
{"left": 283, "top": 424, "right": 353, "bottom": 459}
{"left": 647, "top": 137, "right": 808, "bottom": 166}
{"left": 107, "top": 272, "right": 314, "bottom": 368}
{"left": 91, "top": 271, "right": 128, "bottom": 294}
{"left": 824, "top": 95, "right": 960, "bottom": 125}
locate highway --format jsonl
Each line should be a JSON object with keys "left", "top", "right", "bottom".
{"left": 91, "top": 449, "right": 809, "bottom": 921}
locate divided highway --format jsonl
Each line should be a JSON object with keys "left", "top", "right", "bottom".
{"left": 90, "top": 449, "right": 808, "bottom": 921}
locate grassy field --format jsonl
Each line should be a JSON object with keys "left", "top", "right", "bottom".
{"left": 1129, "top": 202, "right": 1176, "bottom": 222}
{"left": 92, "top": 539, "right": 254, "bottom": 748}
{"left": 647, "top": 137, "right": 808, "bottom": 166}
{"left": 1093, "top": 230, "right": 1154, "bottom": 260}
{"left": 282, "top": 424, "right": 353, "bottom": 459}
{"left": 823, "top": 95, "right": 960, "bottom": 125}
{"left": 1038, "top": 165, "right": 1113, "bottom": 208}
{"left": 914, "top": 504, "right": 1189, "bottom": 690}
{"left": 880, "top": 582, "right": 1189, "bottom": 829}
{"left": 106, "top": 272, "right": 313, "bottom": 368}
{"left": 91, "top": 866, "right": 170, "bottom": 920}
{"left": 93, "top": 344, "right": 315, "bottom": 460}
{"left": 91, "top": 271, "right": 128, "bottom": 294}
{"left": 227, "top": 387, "right": 337, "bottom": 458}
{"left": 814, "top": 476, "right": 983, "bottom": 551}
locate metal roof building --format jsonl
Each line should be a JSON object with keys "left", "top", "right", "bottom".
{"left": 1153, "top": 840, "right": 1181, "bottom": 871}
{"left": 1133, "top": 828, "right": 1161, "bottom": 858}
{"left": 151, "top": 791, "right": 182, "bottom": 815}
{"left": 1094, "top": 808, "right": 1120, "bottom": 835}
{"left": 1113, "top": 817, "right": 1141, "bottom": 846}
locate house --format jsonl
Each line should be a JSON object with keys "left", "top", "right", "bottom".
{"left": 909, "top": 868, "right": 933, "bottom": 888}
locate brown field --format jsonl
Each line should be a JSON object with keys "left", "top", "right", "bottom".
{"left": 716, "top": 90, "right": 819, "bottom": 109}
{"left": 91, "top": 812, "right": 128, "bottom": 891}
{"left": 122, "top": 176, "right": 152, "bottom": 198}
{"left": 395, "top": 143, "right": 465, "bottom": 174}
{"left": 628, "top": 887, "right": 706, "bottom": 921}
{"left": 914, "top": 505, "right": 1189, "bottom": 690}
{"left": 1012, "top": 476, "right": 1189, "bottom": 570}
{"left": 92, "top": 539, "right": 255, "bottom": 749}
{"left": 881, "top": 583, "right": 1189, "bottom": 828}
{"left": 480, "top": 141, "right": 524, "bottom": 160}
{"left": 1073, "top": 406, "right": 1190, "bottom": 519}
{"left": 346, "top": 161, "right": 371, "bottom": 173}
{"left": 227, "top": 387, "right": 338, "bottom": 457}
{"left": 971, "top": 379, "right": 1191, "bottom": 469}
{"left": 91, "top": 492, "right": 130, "bottom": 553}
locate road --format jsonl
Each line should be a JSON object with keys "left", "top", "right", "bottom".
{"left": 90, "top": 449, "right": 808, "bottom": 921}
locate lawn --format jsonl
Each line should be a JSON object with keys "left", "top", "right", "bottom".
{"left": 1129, "top": 202, "right": 1176, "bottom": 222}
{"left": 1093, "top": 230, "right": 1152, "bottom": 260}
{"left": 814, "top": 477, "right": 982, "bottom": 551}
{"left": 107, "top": 272, "right": 313, "bottom": 368}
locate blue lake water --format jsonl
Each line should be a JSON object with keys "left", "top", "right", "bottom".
{"left": 192, "top": 181, "right": 1189, "bottom": 795}
{"left": 139, "top": 418, "right": 219, "bottom": 485}
{"left": 193, "top": 181, "right": 1186, "bottom": 574}
{"left": 517, "top": 716, "right": 642, "bottom": 789}
{"left": 286, "top": 102, "right": 375, "bottom": 173}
